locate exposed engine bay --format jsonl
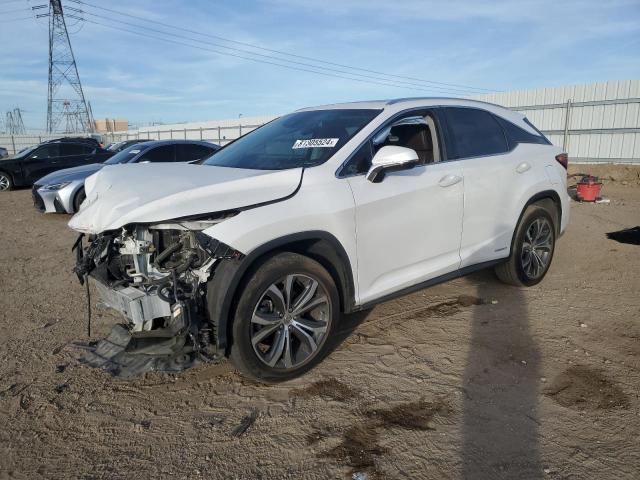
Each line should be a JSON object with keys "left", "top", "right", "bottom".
{"left": 73, "top": 217, "right": 241, "bottom": 375}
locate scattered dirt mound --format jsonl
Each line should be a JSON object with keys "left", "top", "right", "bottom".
{"left": 324, "top": 423, "right": 389, "bottom": 476}
{"left": 545, "top": 366, "right": 630, "bottom": 410}
{"left": 365, "top": 398, "right": 451, "bottom": 430}
{"left": 403, "top": 295, "right": 484, "bottom": 320}
{"left": 291, "top": 377, "right": 358, "bottom": 401}
{"left": 319, "top": 398, "right": 452, "bottom": 478}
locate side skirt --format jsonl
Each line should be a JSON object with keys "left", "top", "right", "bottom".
{"left": 353, "top": 259, "right": 504, "bottom": 312}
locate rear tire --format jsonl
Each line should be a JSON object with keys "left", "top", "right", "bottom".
{"left": 229, "top": 252, "right": 340, "bottom": 383}
{"left": 0, "top": 171, "right": 13, "bottom": 192}
{"left": 495, "top": 202, "right": 557, "bottom": 287}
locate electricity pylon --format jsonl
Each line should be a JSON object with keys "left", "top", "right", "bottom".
{"left": 5, "top": 108, "right": 26, "bottom": 135}
{"left": 45, "top": 0, "right": 93, "bottom": 133}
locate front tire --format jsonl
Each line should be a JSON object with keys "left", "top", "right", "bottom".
{"left": 229, "top": 252, "right": 340, "bottom": 383}
{"left": 495, "top": 203, "right": 556, "bottom": 286}
{"left": 0, "top": 171, "right": 13, "bottom": 191}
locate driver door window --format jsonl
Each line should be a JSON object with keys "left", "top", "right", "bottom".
{"left": 342, "top": 113, "right": 441, "bottom": 176}
{"left": 31, "top": 144, "right": 59, "bottom": 160}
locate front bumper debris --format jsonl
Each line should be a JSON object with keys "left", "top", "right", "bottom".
{"left": 72, "top": 223, "right": 241, "bottom": 376}
{"left": 79, "top": 324, "right": 197, "bottom": 377}
{"left": 91, "top": 277, "right": 171, "bottom": 331}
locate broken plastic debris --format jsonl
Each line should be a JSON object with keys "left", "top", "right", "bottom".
{"left": 595, "top": 197, "right": 610, "bottom": 204}
{"left": 230, "top": 409, "right": 258, "bottom": 437}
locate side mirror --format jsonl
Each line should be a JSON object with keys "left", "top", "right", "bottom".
{"left": 366, "top": 146, "right": 419, "bottom": 183}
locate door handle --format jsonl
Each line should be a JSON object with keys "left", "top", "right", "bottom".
{"left": 516, "top": 162, "right": 531, "bottom": 173}
{"left": 438, "top": 174, "right": 462, "bottom": 187}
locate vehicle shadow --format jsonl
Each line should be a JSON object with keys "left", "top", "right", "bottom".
{"left": 462, "top": 270, "right": 542, "bottom": 479}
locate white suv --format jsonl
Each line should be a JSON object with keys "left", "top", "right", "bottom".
{"left": 70, "top": 98, "right": 569, "bottom": 382}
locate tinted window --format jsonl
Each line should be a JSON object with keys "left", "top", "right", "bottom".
{"left": 203, "top": 109, "right": 380, "bottom": 170}
{"left": 103, "top": 144, "right": 152, "bottom": 165}
{"left": 137, "top": 145, "right": 176, "bottom": 163}
{"left": 445, "top": 107, "right": 508, "bottom": 159}
{"left": 60, "top": 144, "right": 90, "bottom": 156}
{"left": 495, "top": 116, "right": 550, "bottom": 147}
{"left": 178, "top": 144, "right": 215, "bottom": 162}
{"left": 342, "top": 141, "right": 374, "bottom": 176}
{"left": 32, "top": 144, "right": 60, "bottom": 159}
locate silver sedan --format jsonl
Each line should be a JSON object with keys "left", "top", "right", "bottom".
{"left": 32, "top": 140, "right": 219, "bottom": 213}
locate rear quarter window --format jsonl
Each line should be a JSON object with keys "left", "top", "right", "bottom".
{"left": 495, "top": 116, "right": 551, "bottom": 147}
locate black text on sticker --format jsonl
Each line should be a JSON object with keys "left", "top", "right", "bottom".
{"left": 292, "top": 138, "right": 339, "bottom": 149}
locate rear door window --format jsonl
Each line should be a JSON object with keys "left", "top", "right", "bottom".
{"left": 60, "top": 144, "right": 88, "bottom": 156}
{"left": 177, "top": 144, "right": 216, "bottom": 162}
{"left": 137, "top": 145, "right": 176, "bottom": 163}
{"left": 444, "top": 107, "right": 508, "bottom": 159}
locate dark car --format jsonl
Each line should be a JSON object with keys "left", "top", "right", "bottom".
{"left": 0, "top": 139, "right": 114, "bottom": 191}
{"left": 106, "top": 139, "right": 152, "bottom": 152}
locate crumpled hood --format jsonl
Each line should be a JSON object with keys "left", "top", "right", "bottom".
{"left": 68, "top": 163, "right": 302, "bottom": 234}
{"left": 36, "top": 163, "right": 104, "bottom": 186}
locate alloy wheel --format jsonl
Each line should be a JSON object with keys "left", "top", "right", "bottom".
{"left": 521, "top": 217, "right": 553, "bottom": 279}
{"left": 0, "top": 174, "right": 9, "bottom": 191}
{"left": 250, "top": 274, "right": 331, "bottom": 370}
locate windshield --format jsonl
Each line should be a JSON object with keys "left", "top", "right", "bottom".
{"left": 12, "top": 145, "right": 38, "bottom": 158}
{"left": 203, "top": 109, "right": 380, "bottom": 170}
{"left": 103, "top": 143, "right": 151, "bottom": 165}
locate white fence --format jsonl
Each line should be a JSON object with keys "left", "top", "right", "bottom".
{"left": 474, "top": 80, "right": 640, "bottom": 164}
{"left": 101, "top": 123, "right": 265, "bottom": 147}
{"left": 2, "top": 80, "right": 639, "bottom": 163}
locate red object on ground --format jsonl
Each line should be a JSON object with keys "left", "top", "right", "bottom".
{"left": 576, "top": 175, "right": 602, "bottom": 202}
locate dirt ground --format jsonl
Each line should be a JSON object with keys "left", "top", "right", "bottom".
{"left": 0, "top": 180, "right": 639, "bottom": 480}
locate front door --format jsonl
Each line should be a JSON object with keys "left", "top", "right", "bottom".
{"left": 23, "top": 144, "right": 61, "bottom": 184}
{"left": 348, "top": 163, "right": 464, "bottom": 304}
{"left": 346, "top": 114, "right": 464, "bottom": 304}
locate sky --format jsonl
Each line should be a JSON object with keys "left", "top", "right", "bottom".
{"left": 1, "top": 0, "right": 639, "bottom": 131}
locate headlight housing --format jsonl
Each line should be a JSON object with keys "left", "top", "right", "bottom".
{"left": 42, "top": 181, "right": 71, "bottom": 191}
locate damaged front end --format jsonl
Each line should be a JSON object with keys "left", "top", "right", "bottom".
{"left": 73, "top": 216, "right": 241, "bottom": 374}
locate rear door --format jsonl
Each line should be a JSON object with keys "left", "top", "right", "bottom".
{"left": 58, "top": 143, "right": 95, "bottom": 169}
{"left": 442, "top": 107, "right": 524, "bottom": 267}
{"left": 22, "top": 144, "right": 61, "bottom": 183}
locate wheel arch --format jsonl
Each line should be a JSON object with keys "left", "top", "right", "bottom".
{"left": 206, "top": 231, "right": 356, "bottom": 352}
{"left": 71, "top": 184, "right": 86, "bottom": 213}
{"left": 508, "top": 189, "right": 562, "bottom": 256}
{"left": 0, "top": 169, "right": 15, "bottom": 189}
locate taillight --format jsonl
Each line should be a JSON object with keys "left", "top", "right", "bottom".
{"left": 555, "top": 153, "right": 568, "bottom": 169}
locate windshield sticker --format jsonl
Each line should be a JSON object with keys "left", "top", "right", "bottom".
{"left": 129, "top": 149, "right": 141, "bottom": 154}
{"left": 292, "top": 138, "right": 339, "bottom": 149}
